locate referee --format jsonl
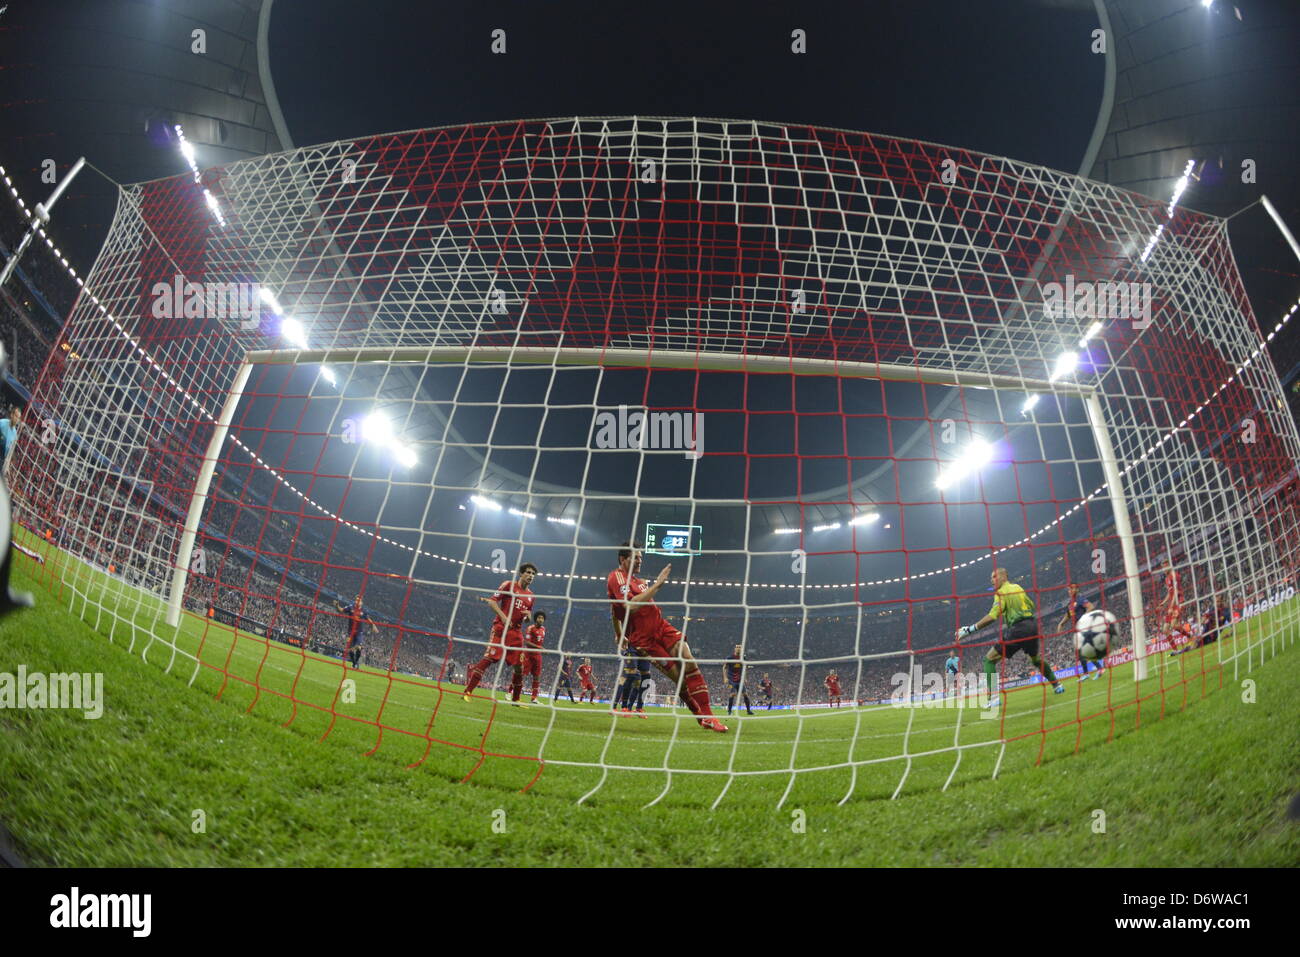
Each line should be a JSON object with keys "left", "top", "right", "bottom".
{"left": 956, "top": 567, "right": 1064, "bottom": 708}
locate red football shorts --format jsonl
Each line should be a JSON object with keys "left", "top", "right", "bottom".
{"left": 580, "top": 680, "right": 595, "bottom": 691}
{"left": 626, "top": 618, "right": 685, "bottom": 664}
{"left": 485, "top": 626, "right": 524, "bottom": 666}
{"left": 522, "top": 650, "right": 542, "bottom": 677}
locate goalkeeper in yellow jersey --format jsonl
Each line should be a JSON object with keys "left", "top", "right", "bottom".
{"left": 955, "top": 567, "right": 1064, "bottom": 709}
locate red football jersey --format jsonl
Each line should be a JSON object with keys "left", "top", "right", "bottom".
{"left": 524, "top": 624, "right": 545, "bottom": 649}
{"left": 491, "top": 580, "right": 534, "bottom": 630}
{"left": 577, "top": 663, "right": 593, "bottom": 683}
{"left": 825, "top": 675, "right": 841, "bottom": 692}
{"left": 608, "top": 568, "right": 664, "bottom": 636}
{"left": 1163, "top": 569, "right": 1181, "bottom": 608}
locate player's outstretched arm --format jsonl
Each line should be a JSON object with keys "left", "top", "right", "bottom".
{"left": 956, "top": 611, "right": 996, "bottom": 640}
{"left": 628, "top": 564, "right": 672, "bottom": 605}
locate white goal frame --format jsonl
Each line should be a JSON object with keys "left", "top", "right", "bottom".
{"left": 164, "top": 344, "right": 1152, "bottom": 680}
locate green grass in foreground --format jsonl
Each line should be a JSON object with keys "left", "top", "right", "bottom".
{"left": 1, "top": 542, "right": 1298, "bottom": 865}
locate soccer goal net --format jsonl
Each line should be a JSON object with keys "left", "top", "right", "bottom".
{"left": 10, "top": 116, "right": 1300, "bottom": 806}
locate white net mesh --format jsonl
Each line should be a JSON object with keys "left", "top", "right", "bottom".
{"left": 10, "top": 117, "right": 1300, "bottom": 805}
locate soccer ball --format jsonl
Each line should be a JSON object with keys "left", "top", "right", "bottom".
{"left": 1074, "top": 609, "right": 1118, "bottom": 660}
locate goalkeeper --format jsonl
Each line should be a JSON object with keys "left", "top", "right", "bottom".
{"left": 955, "top": 567, "right": 1064, "bottom": 708}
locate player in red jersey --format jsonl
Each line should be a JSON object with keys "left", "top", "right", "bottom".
{"left": 1158, "top": 560, "right": 1192, "bottom": 652}
{"left": 576, "top": 658, "right": 597, "bottom": 702}
{"left": 463, "top": 562, "right": 537, "bottom": 704}
{"left": 824, "top": 669, "right": 843, "bottom": 707}
{"left": 607, "top": 542, "right": 726, "bottom": 732}
{"left": 520, "top": 610, "right": 546, "bottom": 703}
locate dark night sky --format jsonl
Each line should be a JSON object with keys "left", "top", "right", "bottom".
{"left": 269, "top": 0, "right": 1104, "bottom": 176}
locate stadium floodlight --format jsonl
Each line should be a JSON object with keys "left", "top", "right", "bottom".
{"left": 1049, "top": 350, "right": 1079, "bottom": 382}
{"left": 259, "top": 287, "right": 282, "bottom": 314}
{"left": 812, "top": 522, "right": 841, "bottom": 532}
{"left": 469, "top": 494, "right": 502, "bottom": 512}
{"left": 320, "top": 367, "right": 336, "bottom": 386}
{"left": 1167, "top": 160, "right": 1195, "bottom": 217}
{"left": 774, "top": 527, "right": 800, "bottom": 535}
{"left": 1141, "top": 158, "right": 1197, "bottom": 262}
{"left": 849, "top": 513, "right": 880, "bottom": 526}
{"left": 1200, "top": 0, "right": 1213, "bottom": 8}
{"left": 202, "top": 189, "right": 226, "bottom": 227}
{"left": 174, "top": 125, "right": 227, "bottom": 227}
{"left": 1021, "top": 393, "right": 1041, "bottom": 415}
{"left": 173, "top": 125, "right": 201, "bottom": 184}
{"left": 546, "top": 515, "right": 577, "bottom": 526}
{"left": 358, "top": 411, "right": 414, "bottom": 467}
{"left": 1139, "top": 224, "right": 1165, "bottom": 262}
{"left": 361, "top": 411, "right": 393, "bottom": 444}
{"left": 508, "top": 507, "right": 537, "bottom": 519}
{"left": 279, "top": 316, "right": 308, "bottom": 349}
{"left": 935, "top": 438, "right": 994, "bottom": 490}
{"left": 1079, "top": 321, "right": 1103, "bottom": 346}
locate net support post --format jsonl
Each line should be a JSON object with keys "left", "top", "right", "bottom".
{"left": 165, "top": 360, "right": 253, "bottom": 628}
{"left": 1084, "top": 392, "right": 1148, "bottom": 681}
{"left": 1260, "top": 195, "right": 1300, "bottom": 266}
{"left": 0, "top": 157, "right": 86, "bottom": 289}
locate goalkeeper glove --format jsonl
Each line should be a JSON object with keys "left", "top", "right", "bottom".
{"left": 957, "top": 624, "right": 977, "bottom": 638}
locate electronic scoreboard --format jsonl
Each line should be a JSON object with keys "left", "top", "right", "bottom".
{"left": 644, "top": 523, "right": 703, "bottom": 556}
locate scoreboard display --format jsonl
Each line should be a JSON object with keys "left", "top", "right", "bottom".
{"left": 645, "top": 523, "right": 703, "bottom": 556}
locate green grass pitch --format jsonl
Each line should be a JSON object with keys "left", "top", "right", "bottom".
{"left": 1, "top": 531, "right": 1297, "bottom": 865}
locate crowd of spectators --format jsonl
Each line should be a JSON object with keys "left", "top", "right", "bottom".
{"left": 12, "top": 466, "right": 177, "bottom": 586}
{"left": 16, "top": 439, "right": 1286, "bottom": 706}
{"left": 0, "top": 195, "right": 77, "bottom": 391}
{"left": 13, "top": 463, "right": 1255, "bottom": 706}
{"left": 0, "top": 294, "right": 55, "bottom": 388}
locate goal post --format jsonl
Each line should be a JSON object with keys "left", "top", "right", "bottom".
{"left": 1084, "top": 392, "right": 1150, "bottom": 680}
{"left": 164, "top": 361, "right": 252, "bottom": 628}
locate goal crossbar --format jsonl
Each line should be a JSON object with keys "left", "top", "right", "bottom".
{"left": 242, "top": 345, "right": 1093, "bottom": 397}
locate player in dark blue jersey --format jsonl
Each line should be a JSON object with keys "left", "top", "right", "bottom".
{"left": 629, "top": 651, "right": 651, "bottom": 716}
{"left": 333, "top": 594, "right": 377, "bottom": 667}
{"left": 554, "top": 656, "right": 576, "bottom": 702}
{"left": 608, "top": 631, "right": 650, "bottom": 712}
{"left": 724, "top": 644, "right": 753, "bottom": 716}
{"left": 1204, "top": 598, "right": 1232, "bottom": 646}
{"left": 1172, "top": 597, "right": 1232, "bottom": 655}
{"left": 613, "top": 647, "right": 640, "bottom": 713}
{"left": 1057, "top": 584, "right": 1101, "bottom": 681}
{"left": 758, "top": 673, "right": 774, "bottom": 709}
